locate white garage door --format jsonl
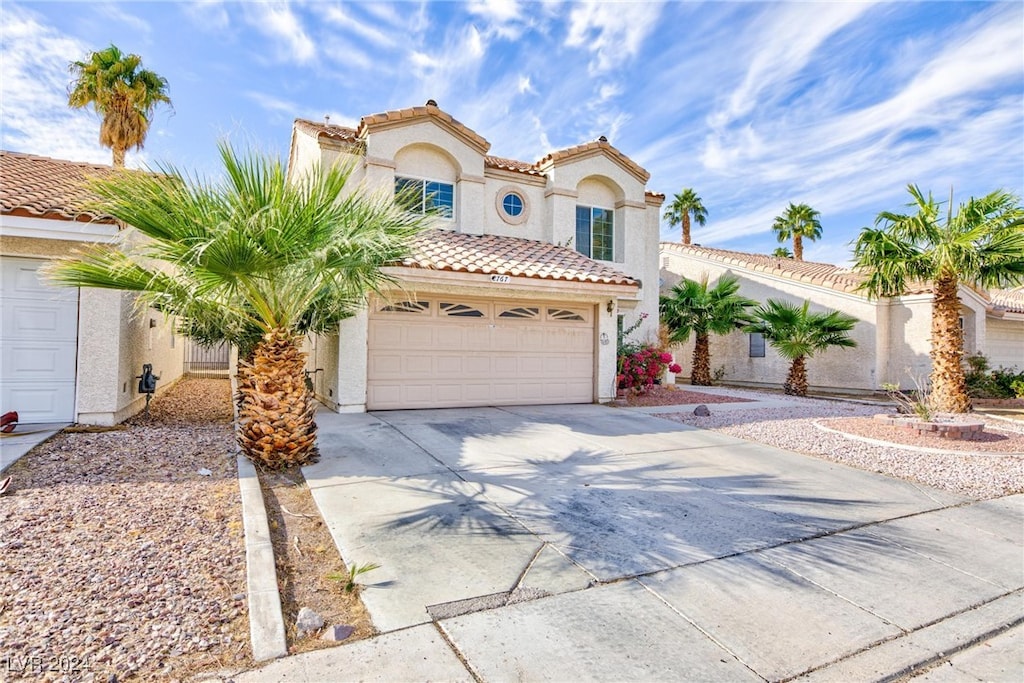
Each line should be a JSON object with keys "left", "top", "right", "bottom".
{"left": 0, "top": 257, "right": 79, "bottom": 423}
{"left": 368, "top": 297, "right": 595, "bottom": 410}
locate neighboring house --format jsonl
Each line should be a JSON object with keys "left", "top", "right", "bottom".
{"left": 0, "top": 151, "right": 183, "bottom": 425}
{"left": 660, "top": 242, "right": 1024, "bottom": 393}
{"left": 289, "top": 101, "right": 664, "bottom": 412}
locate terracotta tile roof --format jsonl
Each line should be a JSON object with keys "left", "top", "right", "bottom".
{"left": 484, "top": 155, "right": 544, "bottom": 176}
{"left": 990, "top": 288, "right": 1024, "bottom": 314}
{"left": 293, "top": 112, "right": 656, "bottom": 186}
{"left": 402, "top": 229, "right": 638, "bottom": 287}
{"left": 660, "top": 241, "right": 873, "bottom": 292}
{"left": 0, "top": 151, "right": 119, "bottom": 223}
{"left": 536, "top": 139, "right": 651, "bottom": 183}
{"left": 358, "top": 102, "right": 491, "bottom": 154}
{"left": 294, "top": 118, "right": 359, "bottom": 143}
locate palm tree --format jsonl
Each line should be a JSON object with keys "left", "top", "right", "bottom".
{"left": 852, "top": 185, "right": 1024, "bottom": 413}
{"left": 772, "top": 202, "right": 822, "bottom": 261}
{"left": 45, "top": 142, "right": 431, "bottom": 468}
{"left": 771, "top": 247, "right": 793, "bottom": 258}
{"left": 660, "top": 273, "right": 757, "bottom": 385}
{"left": 664, "top": 188, "right": 708, "bottom": 245}
{"left": 744, "top": 299, "right": 857, "bottom": 396}
{"left": 68, "top": 44, "right": 172, "bottom": 168}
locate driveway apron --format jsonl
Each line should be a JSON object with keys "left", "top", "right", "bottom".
{"left": 293, "top": 403, "right": 1022, "bottom": 681}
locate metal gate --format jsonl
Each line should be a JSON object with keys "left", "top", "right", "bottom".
{"left": 183, "top": 340, "right": 231, "bottom": 378}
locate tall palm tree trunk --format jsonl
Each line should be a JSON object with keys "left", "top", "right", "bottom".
{"left": 682, "top": 214, "right": 691, "bottom": 245}
{"left": 792, "top": 234, "right": 803, "bottom": 261}
{"left": 112, "top": 146, "right": 126, "bottom": 168}
{"left": 691, "top": 333, "right": 712, "bottom": 385}
{"left": 929, "top": 273, "right": 970, "bottom": 413}
{"left": 237, "top": 329, "right": 318, "bottom": 467}
{"left": 784, "top": 356, "right": 808, "bottom": 396}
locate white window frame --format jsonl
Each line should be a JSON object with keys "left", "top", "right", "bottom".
{"left": 575, "top": 204, "right": 617, "bottom": 262}
{"left": 395, "top": 175, "right": 455, "bottom": 221}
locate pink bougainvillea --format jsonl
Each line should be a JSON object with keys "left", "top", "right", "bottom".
{"left": 617, "top": 345, "right": 676, "bottom": 394}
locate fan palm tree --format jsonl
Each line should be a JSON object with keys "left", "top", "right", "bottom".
{"left": 68, "top": 44, "right": 171, "bottom": 168}
{"left": 660, "top": 273, "right": 757, "bottom": 385}
{"left": 772, "top": 202, "right": 822, "bottom": 261}
{"left": 45, "top": 142, "right": 431, "bottom": 468}
{"left": 664, "top": 188, "right": 707, "bottom": 245}
{"left": 852, "top": 185, "right": 1024, "bottom": 413}
{"left": 772, "top": 247, "right": 793, "bottom": 258}
{"left": 744, "top": 299, "right": 857, "bottom": 396}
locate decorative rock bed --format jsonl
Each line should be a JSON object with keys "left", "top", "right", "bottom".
{"left": 873, "top": 413, "right": 986, "bottom": 440}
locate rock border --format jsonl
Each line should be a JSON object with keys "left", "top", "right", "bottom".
{"left": 811, "top": 420, "right": 1024, "bottom": 458}
{"left": 237, "top": 454, "right": 289, "bottom": 662}
{"left": 872, "top": 413, "right": 986, "bottom": 440}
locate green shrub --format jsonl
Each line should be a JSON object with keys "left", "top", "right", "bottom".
{"left": 964, "top": 353, "right": 1024, "bottom": 399}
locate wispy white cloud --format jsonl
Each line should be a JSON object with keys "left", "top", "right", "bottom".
{"left": 517, "top": 75, "right": 535, "bottom": 95}
{"left": 183, "top": 0, "right": 230, "bottom": 32}
{"left": 668, "top": 1, "right": 1024, "bottom": 257}
{"left": 467, "top": 0, "right": 530, "bottom": 40}
{"left": 565, "top": 1, "right": 663, "bottom": 74}
{"left": 314, "top": 3, "right": 398, "bottom": 49}
{"left": 96, "top": 1, "right": 153, "bottom": 36}
{"left": 709, "top": 3, "right": 874, "bottom": 129}
{"left": 0, "top": 5, "right": 114, "bottom": 164}
{"left": 245, "top": 2, "right": 315, "bottom": 64}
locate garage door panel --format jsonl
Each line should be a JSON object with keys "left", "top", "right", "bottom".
{"left": 492, "top": 357, "right": 518, "bottom": 376}
{"left": 4, "top": 342, "right": 78, "bottom": 378}
{"left": 2, "top": 263, "right": 78, "bottom": 301}
{"left": 3, "top": 303, "right": 78, "bottom": 340}
{"left": 367, "top": 297, "right": 595, "bottom": 410}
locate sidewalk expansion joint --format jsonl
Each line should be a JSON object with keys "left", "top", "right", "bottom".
{"left": 433, "top": 621, "right": 485, "bottom": 683}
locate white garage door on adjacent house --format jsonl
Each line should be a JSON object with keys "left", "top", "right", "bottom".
{"left": 0, "top": 257, "right": 79, "bottom": 423}
{"left": 368, "top": 296, "right": 595, "bottom": 410}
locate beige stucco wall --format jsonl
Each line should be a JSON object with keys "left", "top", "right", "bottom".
{"left": 984, "top": 316, "right": 1024, "bottom": 370}
{"left": 660, "top": 250, "right": 883, "bottom": 392}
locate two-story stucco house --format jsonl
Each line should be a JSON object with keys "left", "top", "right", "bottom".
{"left": 289, "top": 101, "right": 664, "bottom": 412}
{"left": 660, "top": 242, "right": 1024, "bottom": 394}
{"left": 0, "top": 151, "right": 183, "bottom": 425}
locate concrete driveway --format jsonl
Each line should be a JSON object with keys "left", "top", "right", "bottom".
{"left": 247, "top": 403, "right": 1023, "bottom": 682}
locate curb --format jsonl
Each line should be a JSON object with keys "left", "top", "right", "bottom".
{"left": 810, "top": 420, "right": 1024, "bottom": 457}
{"left": 237, "top": 454, "right": 288, "bottom": 662}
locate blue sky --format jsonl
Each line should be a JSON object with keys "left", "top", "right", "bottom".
{"left": 2, "top": 1, "right": 1022, "bottom": 265}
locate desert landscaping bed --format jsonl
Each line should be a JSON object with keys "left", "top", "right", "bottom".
{"left": 654, "top": 390, "right": 1024, "bottom": 500}
{"left": 257, "top": 468, "right": 374, "bottom": 655}
{"left": 0, "top": 379, "right": 249, "bottom": 682}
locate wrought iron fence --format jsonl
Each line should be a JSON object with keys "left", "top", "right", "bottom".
{"left": 183, "top": 340, "right": 231, "bottom": 378}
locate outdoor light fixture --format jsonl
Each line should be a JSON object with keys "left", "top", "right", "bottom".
{"left": 607, "top": 299, "right": 615, "bottom": 314}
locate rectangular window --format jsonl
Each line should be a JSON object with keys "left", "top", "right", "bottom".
{"left": 749, "top": 332, "right": 766, "bottom": 358}
{"left": 575, "top": 205, "right": 615, "bottom": 261}
{"left": 395, "top": 176, "right": 454, "bottom": 219}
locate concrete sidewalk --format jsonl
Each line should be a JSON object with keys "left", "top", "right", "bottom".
{"left": 239, "top": 404, "right": 1023, "bottom": 682}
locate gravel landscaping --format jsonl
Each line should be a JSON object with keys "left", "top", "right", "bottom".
{"left": 0, "top": 379, "right": 249, "bottom": 682}
{"left": 654, "top": 389, "right": 1024, "bottom": 500}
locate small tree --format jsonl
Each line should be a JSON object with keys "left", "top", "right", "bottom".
{"left": 852, "top": 185, "right": 1024, "bottom": 413}
{"left": 744, "top": 299, "right": 857, "bottom": 396}
{"left": 660, "top": 274, "right": 756, "bottom": 386}
{"left": 772, "top": 202, "right": 822, "bottom": 261}
{"left": 68, "top": 44, "right": 172, "bottom": 168}
{"left": 771, "top": 247, "right": 793, "bottom": 258}
{"left": 663, "top": 188, "right": 707, "bottom": 245}
{"left": 46, "top": 143, "right": 432, "bottom": 468}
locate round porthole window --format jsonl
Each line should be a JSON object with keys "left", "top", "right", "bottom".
{"left": 495, "top": 186, "right": 529, "bottom": 225}
{"left": 502, "top": 192, "right": 523, "bottom": 217}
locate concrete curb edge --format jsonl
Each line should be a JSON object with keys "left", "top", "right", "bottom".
{"left": 237, "top": 454, "right": 288, "bottom": 662}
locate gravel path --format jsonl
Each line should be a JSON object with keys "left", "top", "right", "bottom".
{"left": 0, "top": 379, "right": 248, "bottom": 682}
{"left": 655, "top": 393, "right": 1024, "bottom": 500}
